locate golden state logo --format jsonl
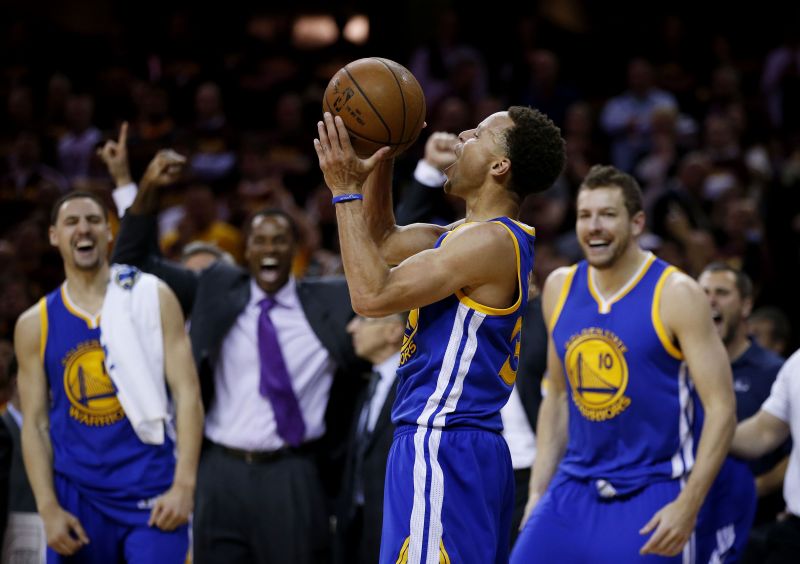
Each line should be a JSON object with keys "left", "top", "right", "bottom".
{"left": 399, "top": 308, "right": 419, "bottom": 366}
{"left": 62, "top": 341, "right": 124, "bottom": 426}
{"left": 564, "top": 328, "right": 630, "bottom": 421}
{"left": 499, "top": 317, "right": 522, "bottom": 385}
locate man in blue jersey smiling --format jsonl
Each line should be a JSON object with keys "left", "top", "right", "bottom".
{"left": 314, "top": 107, "right": 565, "bottom": 564}
{"left": 13, "top": 185, "right": 203, "bottom": 563}
{"left": 512, "top": 165, "right": 737, "bottom": 562}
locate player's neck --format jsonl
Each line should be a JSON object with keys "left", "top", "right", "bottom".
{"left": 591, "top": 246, "right": 650, "bottom": 297}
{"left": 464, "top": 185, "right": 518, "bottom": 222}
{"left": 64, "top": 262, "right": 110, "bottom": 312}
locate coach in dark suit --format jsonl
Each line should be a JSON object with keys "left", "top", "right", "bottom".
{"left": 110, "top": 152, "right": 366, "bottom": 564}
{"left": 334, "top": 313, "right": 405, "bottom": 564}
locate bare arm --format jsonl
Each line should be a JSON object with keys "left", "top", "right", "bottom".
{"left": 641, "top": 272, "right": 736, "bottom": 556}
{"left": 14, "top": 306, "right": 89, "bottom": 555}
{"left": 315, "top": 113, "right": 506, "bottom": 316}
{"left": 148, "top": 282, "right": 204, "bottom": 531}
{"left": 731, "top": 410, "right": 790, "bottom": 459}
{"left": 520, "top": 268, "right": 571, "bottom": 527}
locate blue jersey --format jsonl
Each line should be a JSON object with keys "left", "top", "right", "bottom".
{"left": 40, "top": 284, "right": 175, "bottom": 524}
{"left": 551, "top": 255, "right": 692, "bottom": 495}
{"left": 392, "top": 217, "right": 536, "bottom": 431}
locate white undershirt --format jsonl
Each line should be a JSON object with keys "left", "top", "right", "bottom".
{"left": 501, "top": 386, "right": 537, "bottom": 470}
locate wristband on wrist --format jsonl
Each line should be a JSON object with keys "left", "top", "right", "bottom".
{"left": 332, "top": 193, "right": 364, "bottom": 204}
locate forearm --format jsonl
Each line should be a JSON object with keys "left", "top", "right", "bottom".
{"left": 731, "top": 415, "right": 784, "bottom": 459}
{"left": 335, "top": 200, "right": 393, "bottom": 315}
{"left": 528, "top": 390, "right": 568, "bottom": 497}
{"left": 755, "top": 456, "right": 788, "bottom": 497}
{"left": 362, "top": 159, "right": 399, "bottom": 247}
{"left": 170, "top": 391, "right": 204, "bottom": 490}
{"left": 21, "top": 422, "right": 60, "bottom": 513}
{"left": 128, "top": 178, "right": 160, "bottom": 215}
{"left": 678, "top": 403, "right": 735, "bottom": 512}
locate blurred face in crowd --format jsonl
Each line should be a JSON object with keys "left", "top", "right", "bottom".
{"left": 346, "top": 314, "right": 404, "bottom": 363}
{"left": 183, "top": 251, "right": 219, "bottom": 273}
{"left": 576, "top": 186, "right": 644, "bottom": 270}
{"left": 747, "top": 317, "right": 785, "bottom": 356}
{"left": 245, "top": 214, "right": 296, "bottom": 294}
{"left": 698, "top": 270, "right": 751, "bottom": 346}
{"left": 49, "top": 197, "right": 111, "bottom": 272}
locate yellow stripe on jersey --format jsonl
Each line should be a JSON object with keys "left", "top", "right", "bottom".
{"left": 455, "top": 221, "right": 522, "bottom": 316}
{"left": 439, "top": 539, "right": 451, "bottom": 564}
{"left": 548, "top": 265, "right": 578, "bottom": 332}
{"left": 395, "top": 536, "right": 411, "bottom": 564}
{"left": 652, "top": 266, "right": 683, "bottom": 360}
{"left": 38, "top": 297, "right": 48, "bottom": 361}
{"left": 588, "top": 253, "right": 656, "bottom": 314}
{"left": 60, "top": 284, "right": 100, "bottom": 329}
{"left": 509, "top": 219, "right": 536, "bottom": 237}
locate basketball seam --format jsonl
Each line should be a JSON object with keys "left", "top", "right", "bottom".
{"left": 375, "top": 57, "right": 407, "bottom": 146}
{"left": 343, "top": 66, "right": 393, "bottom": 142}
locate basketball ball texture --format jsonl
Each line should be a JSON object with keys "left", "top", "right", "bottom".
{"left": 323, "top": 57, "right": 426, "bottom": 158}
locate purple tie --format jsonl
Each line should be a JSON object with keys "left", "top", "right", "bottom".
{"left": 258, "top": 296, "right": 306, "bottom": 447}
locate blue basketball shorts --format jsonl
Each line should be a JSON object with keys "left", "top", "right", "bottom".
{"left": 48, "top": 474, "right": 189, "bottom": 564}
{"left": 695, "top": 457, "right": 756, "bottom": 563}
{"left": 511, "top": 472, "right": 691, "bottom": 563}
{"left": 380, "top": 425, "right": 514, "bottom": 564}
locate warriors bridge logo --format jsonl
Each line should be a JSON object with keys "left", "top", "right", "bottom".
{"left": 564, "top": 328, "right": 630, "bottom": 421}
{"left": 62, "top": 341, "right": 124, "bottom": 426}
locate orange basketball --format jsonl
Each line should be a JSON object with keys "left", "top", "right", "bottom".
{"left": 323, "top": 57, "right": 426, "bottom": 158}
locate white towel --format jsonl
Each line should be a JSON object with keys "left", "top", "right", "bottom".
{"left": 100, "top": 264, "right": 168, "bottom": 444}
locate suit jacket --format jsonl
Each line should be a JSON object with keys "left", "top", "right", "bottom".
{"left": 515, "top": 296, "right": 547, "bottom": 433}
{"left": 334, "top": 376, "right": 398, "bottom": 564}
{"left": 111, "top": 212, "right": 369, "bottom": 493}
{"left": 0, "top": 413, "right": 12, "bottom": 539}
{"left": 2, "top": 411, "right": 35, "bottom": 513}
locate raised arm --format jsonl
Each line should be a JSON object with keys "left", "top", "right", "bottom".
{"left": 14, "top": 306, "right": 89, "bottom": 555}
{"left": 640, "top": 272, "right": 736, "bottom": 556}
{"left": 147, "top": 282, "right": 204, "bottom": 531}
{"left": 520, "top": 267, "right": 572, "bottom": 527}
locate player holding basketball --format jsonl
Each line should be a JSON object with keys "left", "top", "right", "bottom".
{"left": 511, "top": 165, "right": 736, "bottom": 562}
{"left": 13, "top": 183, "right": 203, "bottom": 562}
{"left": 314, "top": 107, "right": 565, "bottom": 564}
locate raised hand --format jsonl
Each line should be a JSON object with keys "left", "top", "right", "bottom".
{"left": 423, "top": 132, "right": 458, "bottom": 171}
{"left": 313, "top": 112, "right": 390, "bottom": 196}
{"left": 97, "top": 121, "right": 132, "bottom": 186}
{"left": 140, "top": 149, "right": 187, "bottom": 191}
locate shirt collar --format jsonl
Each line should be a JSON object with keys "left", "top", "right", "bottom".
{"left": 374, "top": 352, "right": 401, "bottom": 384}
{"left": 249, "top": 276, "right": 298, "bottom": 309}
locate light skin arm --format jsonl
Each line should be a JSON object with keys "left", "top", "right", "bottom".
{"left": 147, "top": 282, "right": 204, "bottom": 531}
{"left": 14, "top": 306, "right": 89, "bottom": 555}
{"left": 519, "top": 267, "right": 572, "bottom": 528}
{"left": 640, "top": 273, "right": 737, "bottom": 557}
{"left": 314, "top": 113, "right": 515, "bottom": 316}
{"left": 731, "top": 410, "right": 790, "bottom": 459}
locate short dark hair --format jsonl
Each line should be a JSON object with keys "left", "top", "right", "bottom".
{"left": 50, "top": 191, "right": 109, "bottom": 225}
{"left": 701, "top": 262, "right": 753, "bottom": 300}
{"left": 749, "top": 306, "right": 791, "bottom": 345}
{"left": 503, "top": 106, "right": 565, "bottom": 197}
{"left": 579, "top": 165, "right": 643, "bottom": 217}
{"left": 249, "top": 208, "right": 300, "bottom": 241}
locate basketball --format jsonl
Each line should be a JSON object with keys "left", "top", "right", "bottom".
{"left": 323, "top": 57, "right": 426, "bottom": 158}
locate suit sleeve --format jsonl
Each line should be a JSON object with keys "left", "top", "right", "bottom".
{"left": 111, "top": 212, "right": 199, "bottom": 316}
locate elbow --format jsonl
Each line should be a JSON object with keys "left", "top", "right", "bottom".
{"left": 350, "top": 292, "right": 390, "bottom": 318}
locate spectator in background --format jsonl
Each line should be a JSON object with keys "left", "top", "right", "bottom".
{"left": 515, "top": 49, "right": 578, "bottom": 128}
{"left": 748, "top": 306, "right": 792, "bottom": 357}
{"left": 601, "top": 57, "right": 678, "bottom": 173}
{"left": 57, "top": 94, "right": 102, "bottom": 184}
{"left": 180, "top": 241, "right": 235, "bottom": 273}
{"left": 1, "top": 342, "right": 46, "bottom": 564}
{"left": 185, "top": 82, "right": 237, "bottom": 184}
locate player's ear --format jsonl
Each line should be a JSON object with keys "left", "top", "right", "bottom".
{"left": 491, "top": 157, "right": 511, "bottom": 178}
{"left": 48, "top": 225, "right": 58, "bottom": 247}
{"left": 631, "top": 210, "right": 646, "bottom": 236}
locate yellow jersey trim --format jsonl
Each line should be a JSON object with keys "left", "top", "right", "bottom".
{"left": 395, "top": 537, "right": 410, "bottom": 564}
{"left": 38, "top": 297, "right": 48, "bottom": 361}
{"left": 652, "top": 266, "right": 683, "bottom": 360}
{"left": 509, "top": 219, "right": 536, "bottom": 237}
{"left": 588, "top": 253, "right": 656, "bottom": 314}
{"left": 455, "top": 221, "right": 522, "bottom": 316}
{"left": 60, "top": 284, "right": 100, "bottom": 329}
{"left": 548, "top": 265, "right": 578, "bottom": 332}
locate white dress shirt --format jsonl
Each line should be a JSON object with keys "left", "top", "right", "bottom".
{"left": 501, "top": 386, "right": 537, "bottom": 470}
{"left": 366, "top": 353, "right": 401, "bottom": 433}
{"left": 205, "top": 278, "right": 336, "bottom": 450}
{"left": 761, "top": 349, "right": 800, "bottom": 515}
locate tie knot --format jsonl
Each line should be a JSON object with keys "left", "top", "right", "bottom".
{"left": 259, "top": 295, "right": 278, "bottom": 312}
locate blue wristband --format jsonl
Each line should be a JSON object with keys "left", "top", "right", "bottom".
{"left": 332, "top": 193, "right": 364, "bottom": 204}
